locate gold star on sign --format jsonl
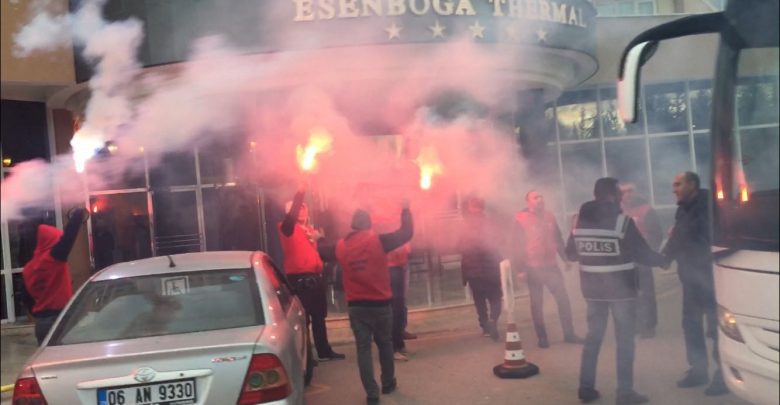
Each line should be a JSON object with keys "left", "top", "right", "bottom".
{"left": 536, "top": 29, "right": 548, "bottom": 42}
{"left": 468, "top": 21, "right": 486, "bottom": 39}
{"left": 385, "top": 22, "right": 402, "bottom": 40}
{"left": 429, "top": 20, "right": 446, "bottom": 38}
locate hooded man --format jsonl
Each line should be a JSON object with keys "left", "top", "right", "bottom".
{"left": 319, "top": 202, "right": 413, "bottom": 405}
{"left": 23, "top": 208, "right": 88, "bottom": 345}
{"left": 278, "top": 185, "right": 344, "bottom": 361}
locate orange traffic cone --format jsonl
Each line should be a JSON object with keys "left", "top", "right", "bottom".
{"left": 493, "top": 322, "right": 540, "bottom": 379}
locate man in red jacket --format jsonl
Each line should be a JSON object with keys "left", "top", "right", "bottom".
{"left": 278, "top": 184, "right": 344, "bottom": 361}
{"left": 514, "top": 190, "right": 584, "bottom": 348}
{"left": 320, "top": 202, "right": 413, "bottom": 405}
{"left": 23, "top": 208, "right": 87, "bottom": 345}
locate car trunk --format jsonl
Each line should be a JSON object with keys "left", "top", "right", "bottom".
{"left": 32, "top": 326, "right": 265, "bottom": 405}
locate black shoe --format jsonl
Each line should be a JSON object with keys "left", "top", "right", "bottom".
{"left": 564, "top": 335, "right": 586, "bottom": 344}
{"left": 578, "top": 387, "right": 600, "bottom": 403}
{"left": 403, "top": 331, "right": 417, "bottom": 340}
{"left": 382, "top": 378, "right": 397, "bottom": 394}
{"left": 367, "top": 397, "right": 380, "bottom": 404}
{"left": 704, "top": 382, "right": 729, "bottom": 396}
{"left": 676, "top": 369, "right": 709, "bottom": 388}
{"left": 639, "top": 329, "right": 655, "bottom": 339}
{"left": 538, "top": 338, "right": 550, "bottom": 348}
{"left": 704, "top": 371, "right": 729, "bottom": 396}
{"left": 615, "top": 391, "right": 649, "bottom": 405}
{"left": 319, "top": 351, "right": 346, "bottom": 361}
{"left": 489, "top": 322, "right": 500, "bottom": 341}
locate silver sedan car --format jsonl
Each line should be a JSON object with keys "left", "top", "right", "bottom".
{"left": 12, "top": 251, "right": 313, "bottom": 405}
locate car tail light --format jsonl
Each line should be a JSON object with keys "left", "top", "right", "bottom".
{"left": 237, "top": 354, "right": 291, "bottom": 404}
{"left": 13, "top": 377, "right": 48, "bottom": 405}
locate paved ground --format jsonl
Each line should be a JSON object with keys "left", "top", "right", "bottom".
{"left": 301, "top": 280, "right": 749, "bottom": 405}
{"left": 0, "top": 271, "right": 751, "bottom": 404}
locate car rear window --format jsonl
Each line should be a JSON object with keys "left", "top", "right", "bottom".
{"left": 49, "top": 268, "right": 263, "bottom": 345}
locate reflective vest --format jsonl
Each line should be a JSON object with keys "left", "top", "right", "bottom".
{"left": 336, "top": 230, "right": 392, "bottom": 304}
{"left": 572, "top": 214, "right": 638, "bottom": 301}
{"left": 277, "top": 223, "right": 324, "bottom": 275}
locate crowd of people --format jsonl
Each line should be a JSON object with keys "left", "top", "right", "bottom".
{"left": 19, "top": 170, "right": 726, "bottom": 405}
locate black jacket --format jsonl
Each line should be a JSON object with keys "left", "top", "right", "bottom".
{"left": 566, "top": 200, "right": 667, "bottom": 300}
{"left": 457, "top": 213, "right": 501, "bottom": 286}
{"left": 663, "top": 190, "right": 713, "bottom": 283}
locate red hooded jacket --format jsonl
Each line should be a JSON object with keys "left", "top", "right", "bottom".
{"left": 22, "top": 225, "right": 73, "bottom": 314}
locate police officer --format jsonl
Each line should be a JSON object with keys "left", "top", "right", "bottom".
{"left": 278, "top": 184, "right": 344, "bottom": 361}
{"left": 566, "top": 178, "right": 669, "bottom": 405}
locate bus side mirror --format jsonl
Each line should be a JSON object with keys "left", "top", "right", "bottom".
{"left": 618, "top": 41, "right": 659, "bottom": 123}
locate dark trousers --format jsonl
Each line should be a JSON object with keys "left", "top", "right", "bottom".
{"left": 636, "top": 266, "right": 658, "bottom": 334}
{"left": 527, "top": 267, "right": 576, "bottom": 340}
{"left": 469, "top": 278, "right": 502, "bottom": 329}
{"left": 681, "top": 280, "right": 719, "bottom": 374}
{"left": 390, "top": 266, "right": 408, "bottom": 351}
{"left": 34, "top": 313, "right": 60, "bottom": 345}
{"left": 349, "top": 305, "right": 395, "bottom": 399}
{"left": 580, "top": 299, "right": 637, "bottom": 395}
{"left": 288, "top": 274, "right": 334, "bottom": 358}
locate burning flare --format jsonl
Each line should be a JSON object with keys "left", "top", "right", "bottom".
{"left": 296, "top": 128, "right": 333, "bottom": 172}
{"left": 71, "top": 126, "right": 105, "bottom": 173}
{"left": 415, "top": 146, "right": 443, "bottom": 191}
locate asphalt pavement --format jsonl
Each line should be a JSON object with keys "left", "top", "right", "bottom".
{"left": 0, "top": 270, "right": 751, "bottom": 404}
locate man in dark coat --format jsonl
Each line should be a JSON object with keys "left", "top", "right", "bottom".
{"left": 457, "top": 196, "right": 502, "bottom": 341}
{"left": 663, "top": 171, "right": 728, "bottom": 396}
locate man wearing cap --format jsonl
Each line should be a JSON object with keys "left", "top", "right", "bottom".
{"left": 319, "top": 202, "right": 413, "bottom": 404}
{"left": 279, "top": 185, "right": 344, "bottom": 361}
{"left": 567, "top": 178, "right": 669, "bottom": 405}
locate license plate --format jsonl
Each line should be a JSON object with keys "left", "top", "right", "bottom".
{"left": 97, "top": 379, "right": 196, "bottom": 405}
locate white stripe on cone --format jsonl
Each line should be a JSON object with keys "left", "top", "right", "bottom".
{"left": 506, "top": 332, "right": 520, "bottom": 342}
{"left": 504, "top": 350, "right": 525, "bottom": 361}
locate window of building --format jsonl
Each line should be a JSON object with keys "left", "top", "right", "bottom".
{"left": 149, "top": 151, "right": 197, "bottom": 187}
{"left": 650, "top": 135, "right": 692, "bottom": 205}
{"left": 600, "top": 87, "right": 644, "bottom": 137}
{"left": 1, "top": 100, "right": 50, "bottom": 165}
{"left": 594, "top": 0, "right": 656, "bottom": 16}
{"left": 694, "top": 133, "right": 711, "bottom": 188}
{"left": 689, "top": 80, "right": 713, "bottom": 131}
{"left": 645, "top": 82, "right": 689, "bottom": 134}
{"left": 152, "top": 190, "right": 201, "bottom": 255}
{"left": 737, "top": 76, "right": 779, "bottom": 126}
{"left": 556, "top": 90, "right": 599, "bottom": 141}
{"left": 605, "top": 138, "right": 651, "bottom": 198}
{"left": 739, "top": 127, "right": 780, "bottom": 192}
{"left": 561, "top": 141, "right": 603, "bottom": 210}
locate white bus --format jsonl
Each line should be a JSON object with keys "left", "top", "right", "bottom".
{"left": 617, "top": 1, "right": 779, "bottom": 403}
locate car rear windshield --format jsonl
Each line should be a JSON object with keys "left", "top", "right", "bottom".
{"left": 49, "top": 268, "right": 263, "bottom": 345}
